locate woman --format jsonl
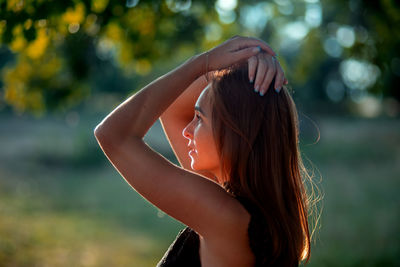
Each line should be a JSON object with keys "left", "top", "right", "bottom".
{"left": 94, "top": 36, "right": 312, "bottom": 266}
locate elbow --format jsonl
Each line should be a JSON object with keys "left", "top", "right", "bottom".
{"left": 94, "top": 123, "right": 128, "bottom": 153}
{"left": 94, "top": 123, "right": 104, "bottom": 142}
{"left": 94, "top": 123, "right": 112, "bottom": 150}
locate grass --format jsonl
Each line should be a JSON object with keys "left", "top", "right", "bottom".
{"left": 0, "top": 192, "right": 158, "bottom": 267}
{"left": 0, "top": 112, "right": 399, "bottom": 266}
{"left": 300, "top": 116, "right": 400, "bottom": 267}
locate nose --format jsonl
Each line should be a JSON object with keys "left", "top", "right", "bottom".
{"left": 182, "top": 121, "right": 194, "bottom": 141}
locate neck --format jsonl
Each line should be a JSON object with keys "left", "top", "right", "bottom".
{"left": 210, "top": 167, "right": 225, "bottom": 186}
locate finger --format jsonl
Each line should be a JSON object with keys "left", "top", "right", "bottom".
{"left": 247, "top": 56, "right": 258, "bottom": 83}
{"left": 274, "top": 60, "right": 285, "bottom": 93}
{"left": 253, "top": 58, "right": 267, "bottom": 93}
{"left": 259, "top": 59, "right": 277, "bottom": 96}
{"left": 231, "top": 46, "right": 261, "bottom": 64}
{"left": 234, "top": 36, "right": 276, "bottom": 56}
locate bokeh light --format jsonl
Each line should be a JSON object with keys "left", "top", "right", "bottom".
{"left": 340, "top": 59, "right": 380, "bottom": 90}
{"left": 336, "top": 26, "right": 356, "bottom": 48}
{"left": 305, "top": 3, "right": 322, "bottom": 27}
{"left": 239, "top": 3, "right": 273, "bottom": 34}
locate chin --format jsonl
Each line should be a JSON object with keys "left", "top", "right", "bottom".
{"left": 190, "top": 162, "right": 200, "bottom": 171}
{"left": 190, "top": 160, "right": 205, "bottom": 171}
{"left": 190, "top": 162, "right": 213, "bottom": 173}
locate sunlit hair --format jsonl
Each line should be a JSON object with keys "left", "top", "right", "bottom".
{"left": 207, "top": 64, "right": 319, "bottom": 266}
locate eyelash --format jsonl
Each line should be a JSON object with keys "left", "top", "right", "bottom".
{"left": 195, "top": 114, "right": 201, "bottom": 121}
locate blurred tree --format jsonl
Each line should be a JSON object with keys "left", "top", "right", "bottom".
{"left": 0, "top": 0, "right": 398, "bottom": 116}
{"left": 0, "top": 0, "right": 216, "bottom": 115}
{"left": 285, "top": 0, "right": 400, "bottom": 115}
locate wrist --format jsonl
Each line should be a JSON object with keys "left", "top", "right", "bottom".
{"left": 189, "top": 53, "right": 207, "bottom": 79}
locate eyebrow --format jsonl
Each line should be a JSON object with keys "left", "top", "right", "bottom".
{"left": 195, "top": 106, "right": 206, "bottom": 117}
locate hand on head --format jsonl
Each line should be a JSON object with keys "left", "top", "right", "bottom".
{"left": 248, "top": 52, "right": 288, "bottom": 96}
{"left": 204, "top": 35, "right": 287, "bottom": 95}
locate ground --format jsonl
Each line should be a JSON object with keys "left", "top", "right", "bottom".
{"left": 0, "top": 112, "right": 399, "bottom": 266}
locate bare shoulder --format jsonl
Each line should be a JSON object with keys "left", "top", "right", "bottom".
{"left": 199, "top": 197, "right": 255, "bottom": 267}
{"left": 205, "top": 194, "right": 252, "bottom": 239}
{"left": 230, "top": 197, "right": 252, "bottom": 235}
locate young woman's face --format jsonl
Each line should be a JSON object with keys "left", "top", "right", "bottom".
{"left": 182, "top": 85, "right": 220, "bottom": 176}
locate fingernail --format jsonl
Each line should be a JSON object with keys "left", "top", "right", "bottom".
{"left": 254, "top": 85, "right": 259, "bottom": 92}
{"left": 259, "top": 90, "right": 265, "bottom": 96}
{"left": 275, "top": 87, "right": 281, "bottom": 93}
{"left": 252, "top": 46, "right": 261, "bottom": 53}
{"left": 250, "top": 77, "right": 254, "bottom": 83}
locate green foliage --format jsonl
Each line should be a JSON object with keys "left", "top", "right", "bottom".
{"left": 0, "top": 0, "right": 214, "bottom": 114}
{"left": 0, "top": 0, "right": 399, "bottom": 116}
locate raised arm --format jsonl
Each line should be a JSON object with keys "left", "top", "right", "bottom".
{"left": 160, "top": 52, "right": 287, "bottom": 182}
{"left": 94, "top": 36, "right": 278, "bottom": 239}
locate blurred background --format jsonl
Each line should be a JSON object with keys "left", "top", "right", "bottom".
{"left": 0, "top": 0, "right": 399, "bottom": 266}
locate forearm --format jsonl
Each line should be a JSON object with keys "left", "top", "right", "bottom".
{"left": 161, "top": 74, "right": 209, "bottom": 121}
{"left": 95, "top": 54, "right": 205, "bottom": 143}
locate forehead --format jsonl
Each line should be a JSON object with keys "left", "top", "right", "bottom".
{"left": 195, "top": 84, "right": 211, "bottom": 108}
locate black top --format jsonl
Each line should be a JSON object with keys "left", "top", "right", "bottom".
{"left": 156, "top": 195, "right": 283, "bottom": 267}
{"left": 156, "top": 226, "right": 201, "bottom": 267}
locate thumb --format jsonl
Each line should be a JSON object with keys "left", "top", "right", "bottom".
{"left": 232, "top": 46, "right": 261, "bottom": 62}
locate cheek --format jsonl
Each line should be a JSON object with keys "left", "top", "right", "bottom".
{"left": 193, "top": 126, "right": 209, "bottom": 147}
{"left": 194, "top": 127, "right": 219, "bottom": 161}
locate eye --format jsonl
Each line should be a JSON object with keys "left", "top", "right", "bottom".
{"left": 195, "top": 114, "right": 202, "bottom": 122}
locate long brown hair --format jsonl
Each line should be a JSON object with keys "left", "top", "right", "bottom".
{"left": 208, "top": 64, "right": 314, "bottom": 266}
